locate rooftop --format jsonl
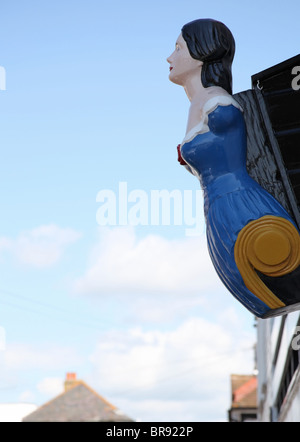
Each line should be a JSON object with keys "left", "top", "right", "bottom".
{"left": 230, "top": 374, "right": 257, "bottom": 409}
{"left": 23, "top": 373, "right": 134, "bottom": 422}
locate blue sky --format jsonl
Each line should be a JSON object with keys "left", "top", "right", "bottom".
{"left": 0, "top": 0, "right": 299, "bottom": 422}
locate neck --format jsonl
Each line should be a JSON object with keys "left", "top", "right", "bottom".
{"left": 183, "top": 73, "right": 207, "bottom": 103}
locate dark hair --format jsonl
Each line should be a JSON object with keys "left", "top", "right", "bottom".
{"left": 181, "top": 19, "right": 235, "bottom": 94}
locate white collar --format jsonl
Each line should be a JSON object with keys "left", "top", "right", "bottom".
{"left": 181, "top": 95, "right": 243, "bottom": 146}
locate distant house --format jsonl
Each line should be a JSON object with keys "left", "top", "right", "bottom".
{"left": 228, "top": 374, "right": 258, "bottom": 422}
{"left": 23, "top": 373, "right": 134, "bottom": 422}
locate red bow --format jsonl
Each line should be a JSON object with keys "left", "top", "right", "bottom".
{"left": 177, "top": 144, "right": 187, "bottom": 165}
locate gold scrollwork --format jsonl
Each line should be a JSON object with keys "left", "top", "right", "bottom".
{"left": 234, "top": 216, "right": 300, "bottom": 310}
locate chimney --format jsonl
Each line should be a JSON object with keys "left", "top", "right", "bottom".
{"left": 64, "top": 372, "right": 80, "bottom": 392}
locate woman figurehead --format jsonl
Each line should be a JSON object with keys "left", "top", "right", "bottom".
{"left": 168, "top": 19, "right": 235, "bottom": 95}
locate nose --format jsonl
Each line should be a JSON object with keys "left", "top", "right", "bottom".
{"left": 167, "top": 54, "right": 173, "bottom": 64}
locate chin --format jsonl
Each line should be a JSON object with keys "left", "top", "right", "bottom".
{"left": 169, "top": 73, "right": 183, "bottom": 86}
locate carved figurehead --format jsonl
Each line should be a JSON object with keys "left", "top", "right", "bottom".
{"left": 167, "top": 19, "right": 300, "bottom": 318}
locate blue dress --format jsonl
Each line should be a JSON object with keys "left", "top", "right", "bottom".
{"left": 180, "top": 96, "right": 299, "bottom": 318}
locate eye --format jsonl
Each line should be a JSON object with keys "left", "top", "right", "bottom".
{"left": 175, "top": 44, "right": 180, "bottom": 51}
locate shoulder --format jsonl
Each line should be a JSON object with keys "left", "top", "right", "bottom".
{"left": 205, "top": 96, "right": 244, "bottom": 133}
{"left": 181, "top": 95, "right": 244, "bottom": 146}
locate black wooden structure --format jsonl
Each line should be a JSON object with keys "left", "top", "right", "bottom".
{"left": 232, "top": 55, "right": 300, "bottom": 317}
{"left": 234, "top": 54, "right": 300, "bottom": 229}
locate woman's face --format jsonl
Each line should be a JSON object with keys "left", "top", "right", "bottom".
{"left": 167, "top": 33, "right": 202, "bottom": 86}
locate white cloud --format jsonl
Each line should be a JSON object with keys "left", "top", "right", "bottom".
{"left": 74, "top": 227, "right": 223, "bottom": 296}
{"left": 88, "top": 316, "right": 255, "bottom": 422}
{"left": 0, "top": 237, "right": 11, "bottom": 251}
{"left": 0, "top": 224, "right": 81, "bottom": 268}
{"left": 37, "top": 377, "right": 64, "bottom": 397}
{"left": 0, "top": 314, "right": 255, "bottom": 422}
{"left": 0, "top": 226, "right": 255, "bottom": 423}
{"left": 19, "top": 390, "right": 36, "bottom": 403}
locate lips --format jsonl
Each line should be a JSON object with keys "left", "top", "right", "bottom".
{"left": 169, "top": 67, "right": 173, "bottom": 71}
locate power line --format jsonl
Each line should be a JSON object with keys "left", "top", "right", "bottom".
{"left": 0, "top": 288, "right": 116, "bottom": 332}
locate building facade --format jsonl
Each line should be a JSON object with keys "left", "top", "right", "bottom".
{"left": 256, "top": 311, "right": 300, "bottom": 421}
